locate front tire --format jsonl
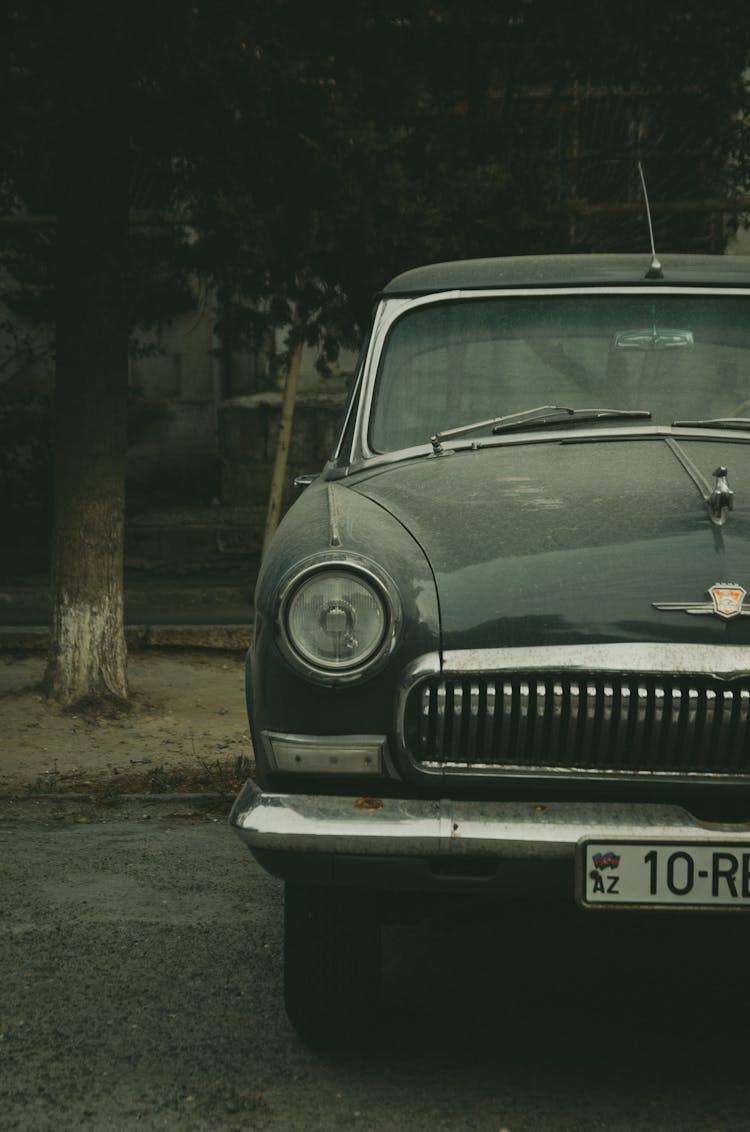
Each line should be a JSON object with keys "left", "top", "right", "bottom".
{"left": 283, "top": 883, "right": 381, "bottom": 1045}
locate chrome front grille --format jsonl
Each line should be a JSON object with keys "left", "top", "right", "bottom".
{"left": 404, "top": 672, "right": 750, "bottom": 778}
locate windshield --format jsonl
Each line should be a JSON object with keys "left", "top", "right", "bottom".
{"left": 368, "top": 294, "right": 750, "bottom": 452}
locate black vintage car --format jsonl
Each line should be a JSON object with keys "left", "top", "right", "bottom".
{"left": 231, "top": 253, "right": 750, "bottom": 1041}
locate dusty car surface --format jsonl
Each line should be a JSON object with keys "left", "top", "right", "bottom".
{"left": 231, "top": 253, "right": 750, "bottom": 1042}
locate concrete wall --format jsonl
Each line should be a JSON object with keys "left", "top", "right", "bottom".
{"left": 2, "top": 279, "right": 354, "bottom": 492}
{"left": 217, "top": 388, "right": 348, "bottom": 550}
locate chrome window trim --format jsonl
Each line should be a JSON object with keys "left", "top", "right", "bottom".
{"left": 353, "top": 285, "right": 750, "bottom": 464}
{"left": 329, "top": 339, "right": 369, "bottom": 465}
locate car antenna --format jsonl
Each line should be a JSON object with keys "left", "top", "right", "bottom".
{"left": 638, "top": 161, "right": 663, "bottom": 279}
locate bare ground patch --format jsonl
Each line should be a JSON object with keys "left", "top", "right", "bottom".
{"left": 0, "top": 649, "right": 254, "bottom": 795}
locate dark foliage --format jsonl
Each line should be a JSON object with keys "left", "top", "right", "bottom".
{"left": 1, "top": 1, "right": 749, "bottom": 358}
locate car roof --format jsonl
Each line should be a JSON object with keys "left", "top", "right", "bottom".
{"left": 381, "top": 253, "right": 750, "bottom": 295}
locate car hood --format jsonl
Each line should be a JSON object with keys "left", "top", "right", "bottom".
{"left": 349, "top": 437, "right": 750, "bottom": 652}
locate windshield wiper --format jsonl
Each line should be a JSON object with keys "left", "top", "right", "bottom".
{"left": 431, "top": 405, "right": 571, "bottom": 452}
{"left": 491, "top": 407, "right": 652, "bottom": 434}
{"left": 672, "top": 418, "right": 750, "bottom": 432}
{"left": 430, "top": 405, "right": 651, "bottom": 453}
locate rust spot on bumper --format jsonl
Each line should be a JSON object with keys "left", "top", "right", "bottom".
{"left": 354, "top": 797, "right": 384, "bottom": 812}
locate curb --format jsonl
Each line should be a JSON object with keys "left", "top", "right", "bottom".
{"left": 0, "top": 792, "right": 236, "bottom": 804}
{"left": 0, "top": 624, "right": 253, "bottom": 652}
{"left": 0, "top": 792, "right": 238, "bottom": 821}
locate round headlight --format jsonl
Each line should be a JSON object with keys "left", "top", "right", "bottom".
{"left": 278, "top": 562, "right": 399, "bottom": 681}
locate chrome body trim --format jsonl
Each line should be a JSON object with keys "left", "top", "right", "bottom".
{"left": 397, "top": 644, "right": 750, "bottom": 776}
{"left": 326, "top": 484, "right": 343, "bottom": 547}
{"left": 653, "top": 602, "right": 750, "bottom": 618}
{"left": 230, "top": 781, "right": 750, "bottom": 860}
{"left": 438, "top": 643, "right": 750, "bottom": 676}
{"left": 396, "top": 647, "right": 750, "bottom": 784}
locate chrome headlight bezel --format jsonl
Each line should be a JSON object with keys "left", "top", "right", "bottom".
{"left": 274, "top": 554, "right": 402, "bottom": 685}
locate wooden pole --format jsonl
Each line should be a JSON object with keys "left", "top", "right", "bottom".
{"left": 262, "top": 340, "right": 304, "bottom": 558}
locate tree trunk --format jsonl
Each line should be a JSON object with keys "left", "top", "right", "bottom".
{"left": 44, "top": 105, "right": 130, "bottom": 708}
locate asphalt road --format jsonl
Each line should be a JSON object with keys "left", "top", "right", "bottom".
{"left": 2, "top": 799, "right": 748, "bottom": 1132}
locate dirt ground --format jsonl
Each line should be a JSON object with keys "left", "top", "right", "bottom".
{"left": 0, "top": 649, "right": 253, "bottom": 795}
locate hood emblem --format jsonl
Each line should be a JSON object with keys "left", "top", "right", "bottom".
{"left": 709, "top": 584, "right": 747, "bottom": 618}
{"left": 653, "top": 582, "right": 748, "bottom": 620}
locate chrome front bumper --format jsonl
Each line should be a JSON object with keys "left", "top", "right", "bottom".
{"left": 229, "top": 781, "right": 750, "bottom": 860}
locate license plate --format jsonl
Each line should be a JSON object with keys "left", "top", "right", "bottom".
{"left": 577, "top": 839, "right": 750, "bottom": 909}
